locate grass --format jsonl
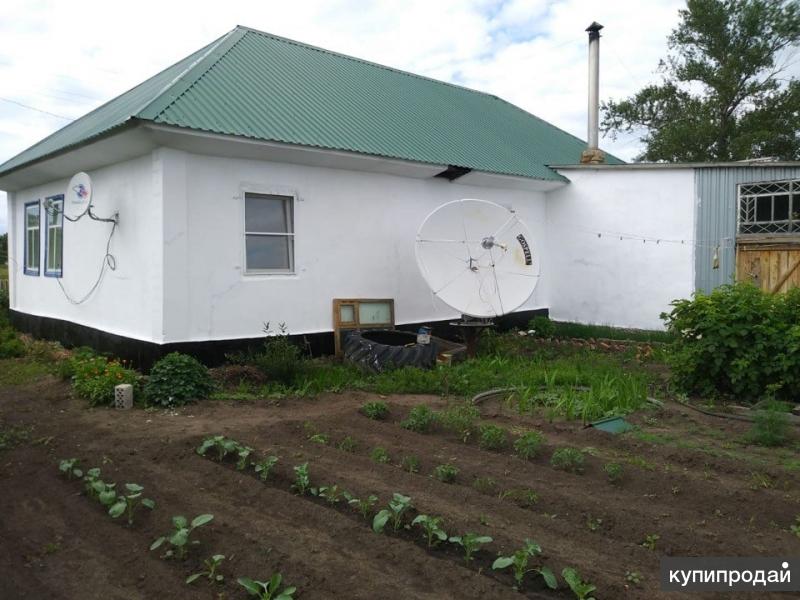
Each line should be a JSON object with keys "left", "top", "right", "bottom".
{"left": 550, "top": 321, "right": 674, "bottom": 343}
{"left": 0, "top": 421, "right": 31, "bottom": 452}
{"left": 0, "top": 358, "right": 52, "bottom": 385}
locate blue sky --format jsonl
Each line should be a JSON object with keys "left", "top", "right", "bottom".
{"left": 0, "top": 0, "right": 691, "bottom": 234}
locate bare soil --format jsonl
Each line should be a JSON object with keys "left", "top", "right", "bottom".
{"left": 0, "top": 369, "right": 798, "bottom": 599}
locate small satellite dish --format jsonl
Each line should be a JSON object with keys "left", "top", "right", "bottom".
{"left": 415, "top": 198, "right": 540, "bottom": 318}
{"left": 67, "top": 172, "right": 92, "bottom": 206}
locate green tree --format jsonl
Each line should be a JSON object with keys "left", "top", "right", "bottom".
{"left": 602, "top": 0, "right": 800, "bottom": 162}
{"left": 0, "top": 233, "right": 7, "bottom": 266}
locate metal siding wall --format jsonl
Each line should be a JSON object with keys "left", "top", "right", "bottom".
{"left": 695, "top": 167, "right": 800, "bottom": 293}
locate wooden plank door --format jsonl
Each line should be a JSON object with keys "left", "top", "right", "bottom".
{"left": 736, "top": 239, "right": 800, "bottom": 293}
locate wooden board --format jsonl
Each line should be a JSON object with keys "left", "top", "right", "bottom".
{"left": 736, "top": 238, "right": 800, "bottom": 293}
{"left": 332, "top": 298, "right": 395, "bottom": 356}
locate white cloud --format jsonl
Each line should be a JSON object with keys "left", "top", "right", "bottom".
{"left": 0, "top": 0, "right": 690, "bottom": 234}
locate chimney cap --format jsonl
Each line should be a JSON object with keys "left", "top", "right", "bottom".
{"left": 586, "top": 21, "right": 604, "bottom": 39}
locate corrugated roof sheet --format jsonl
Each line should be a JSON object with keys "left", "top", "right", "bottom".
{"left": 0, "top": 25, "right": 622, "bottom": 180}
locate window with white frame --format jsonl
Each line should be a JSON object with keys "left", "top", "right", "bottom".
{"left": 45, "top": 196, "right": 64, "bottom": 277}
{"left": 24, "top": 201, "right": 40, "bottom": 275}
{"left": 738, "top": 179, "right": 800, "bottom": 235}
{"left": 244, "top": 192, "right": 295, "bottom": 272}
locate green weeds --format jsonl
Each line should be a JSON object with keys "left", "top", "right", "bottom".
{"left": 479, "top": 424, "right": 508, "bottom": 450}
{"left": 550, "top": 448, "right": 585, "bottom": 473}
{"left": 361, "top": 401, "right": 389, "bottom": 420}
{"left": 432, "top": 463, "right": 458, "bottom": 483}
{"left": 514, "top": 430, "right": 544, "bottom": 459}
{"left": 370, "top": 447, "right": 391, "bottom": 464}
{"left": 401, "top": 405, "right": 437, "bottom": 433}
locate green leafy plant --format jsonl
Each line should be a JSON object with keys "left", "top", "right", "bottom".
{"left": 550, "top": 447, "right": 585, "bottom": 473}
{"left": 58, "top": 458, "right": 83, "bottom": 480}
{"left": 317, "top": 484, "right": 343, "bottom": 505}
{"left": 197, "top": 435, "right": 238, "bottom": 462}
{"left": 151, "top": 514, "right": 214, "bottom": 559}
{"left": 790, "top": 516, "right": 800, "bottom": 538}
{"left": 308, "top": 433, "right": 329, "bottom": 445}
{"left": 370, "top": 447, "right": 390, "bottom": 464}
{"left": 641, "top": 533, "right": 660, "bottom": 550}
{"left": 238, "top": 573, "right": 296, "bottom": 600}
{"left": 343, "top": 492, "right": 378, "bottom": 519}
{"left": 373, "top": 493, "right": 412, "bottom": 533}
{"left": 437, "top": 402, "right": 480, "bottom": 442}
{"left": 492, "top": 539, "right": 557, "bottom": 590}
{"left": 236, "top": 445, "right": 254, "bottom": 470}
{"left": 401, "top": 455, "right": 420, "bottom": 473}
{"left": 586, "top": 516, "right": 603, "bottom": 532}
{"left": 253, "top": 455, "right": 278, "bottom": 481}
{"left": 401, "top": 405, "right": 437, "bottom": 433}
{"left": 108, "top": 483, "right": 155, "bottom": 526}
{"left": 144, "top": 352, "right": 215, "bottom": 407}
{"left": 514, "top": 430, "right": 544, "bottom": 459}
{"left": 249, "top": 322, "right": 305, "bottom": 385}
{"left": 433, "top": 463, "right": 458, "bottom": 483}
{"left": 291, "top": 463, "right": 310, "bottom": 495}
{"left": 337, "top": 436, "right": 357, "bottom": 452}
{"left": 604, "top": 462, "right": 623, "bottom": 483}
{"left": 187, "top": 554, "right": 225, "bottom": 585}
{"left": 83, "top": 467, "right": 102, "bottom": 497}
{"left": 89, "top": 479, "right": 118, "bottom": 508}
{"left": 625, "top": 571, "right": 643, "bottom": 585}
{"left": 499, "top": 488, "right": 539, "bottom": 507}
{"left": 562, "top": 567, "right": 596, "bottom": 600}
{"left": 412, "top": 514, "right": 447, "bottom": 547}
{"left": 449, "top": 532, "right": 492, "bottom": 563}
{"left": 472, "top": 476, "right": 497, "bottom": 495}
{"left": 361, "top": 401, "right": 389, "bottom": 420}
{"left": 529, "top": 316, "right": 556, "bottom": 338}
{"left": 479, "top": 424, "right": 508, "bottom": 450}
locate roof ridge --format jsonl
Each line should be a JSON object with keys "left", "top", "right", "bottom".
{"left": 236, "top": 24, "right": 511, "bottom": 103}
{"left": 135, "top": 27, "right": 246, "bottom": 121}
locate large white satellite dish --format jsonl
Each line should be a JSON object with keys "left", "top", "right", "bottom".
{"left": 67, "top": 172, "right": 92, "bottom": 206}
{"left": 415, "top": 198, "right": 540, "bottom": 318}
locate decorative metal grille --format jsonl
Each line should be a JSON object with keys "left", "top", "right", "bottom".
{"left": 738, "top": 179, "right": 799, "bottom": 235}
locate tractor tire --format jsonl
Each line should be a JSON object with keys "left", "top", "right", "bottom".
{"left": 343, "top": 329, "right": 438, "bottom": 373}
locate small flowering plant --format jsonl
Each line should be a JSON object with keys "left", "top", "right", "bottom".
{"left": 72, "top": 356, "right": 140, "bottom": 406}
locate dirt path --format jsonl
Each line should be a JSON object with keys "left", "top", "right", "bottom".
{"left": 1, "top": 374, "right": 798, "bottom": 599}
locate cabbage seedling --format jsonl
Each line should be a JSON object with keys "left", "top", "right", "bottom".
{"left": 492, "top": 540, "right": 557, "bottom": 590}
{"left": 238, "top": 573, "right": 296, "bottom": 600}
{"left": 108, "top": 483, "right": 155, "bottom": 526}
{"left": 186, "top": 554, "right": 225, "bottom": 585}
{"left": 373, "top": 493, "right": 412, "bottom": 533}
{"left": 412, "top": 514, "right": 447, "bottom": 547}
{"left": 58, "top": 458, "right": 83, "bottom": 480}
{"left": 253, "top": 455, "right": 278, "bottom": 481}
{"left": 291, "top": 463, "right": 310, "bottom": 495}
{"left": 343, "top": 492, "right": 378, "bottom": 519}
{"left": 91, "top": 480, "right": 118, "bottom": 508}
{"left": 449, "top": 533, "right": 492, "bottom": 562}
{"left": 562, "top": 567, "right": 596, "bottom": 600}
{"left": 197, "top": 436, "right": 238, "bottom": 462}
{"left": 236, "top": 445, "right": 254, "bottom": 470}
{"left": 151, "top": 514, "right": 214, "bottom": 559}
{"left": 317, "top": 484, "right": 343, "bottom": 505}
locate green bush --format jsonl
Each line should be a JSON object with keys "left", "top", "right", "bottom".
{"left": 144, "top": 352, "right": 214, "bottom": 407}
{"left": 748, "top": 401, "right": 791, "bottom": 447}
{"left": 57, "top": 346, "right": 100, "bottom": 380}
{"left": 228, "top": 322, "right": 305, "bottom": 386}
{"left": 0, "top": 327, "right": 24, "bottom": 358}
{"left": 529, "top": 316, "right": 556, "bottom": 338}
{"left": 72, "top": 356, "right": 140, "bottom": 406}
{"left": 370, "top": 447, "right": 390, "bottom": 464}
{"left": 604, "top": 462, "right": 624, "bottom": 483}
{"left": 437, "top": 402, "right": 480, "bottom": 442}
{"left": 662, "top": 283, "right": 800, "bottom": 400}
{"left": 401, "top": 405, "right": 437, "bottom": 433}
{"left": 550, "top": 447, "right": 585, "bottom": 473}
{"left": 514, "top": 430, "right": 544, "bottom": 459}
{"left": 478, "top": 424, "right": 508, "bottom": 450}
{"left": 361, "top": 401, "right": 388, "bottom": 420}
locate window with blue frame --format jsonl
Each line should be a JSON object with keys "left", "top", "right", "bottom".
{"left": 24, "top": 201, "right": 40, "bottom": 275}
{"left": 45, "top": 196, "right": 64, "bottom": 277}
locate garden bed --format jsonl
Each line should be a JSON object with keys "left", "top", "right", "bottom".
{"left": 0, "top": 369, "right": 798, "bottom": 599}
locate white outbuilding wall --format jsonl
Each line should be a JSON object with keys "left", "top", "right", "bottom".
{"left": 161, "top": 148, "right": 549, "bottom": 343}
{"left": 7, "top": 153, "right": 164, "bottom": 341}
{"left": 547, "top": 168, "right": 696, "bottom": 330}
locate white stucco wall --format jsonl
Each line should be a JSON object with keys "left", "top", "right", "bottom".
{"left": 7, "top": 153, "right": 164, "bottom": 341}
{"left": 162, "top": 149, "right": 549, "bottom": 343}
{"left": 547, "top": 168, "right": 696, "bottom": 330}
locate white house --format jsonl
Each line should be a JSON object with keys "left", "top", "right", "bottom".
{"left": 2, "top": 26, "right": 799, "bottom": 365}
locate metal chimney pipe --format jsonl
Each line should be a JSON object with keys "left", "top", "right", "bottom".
{"left": 586, "top": 22, "right": 603, "bottom": 150}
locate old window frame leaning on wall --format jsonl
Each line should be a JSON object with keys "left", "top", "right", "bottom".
{"left": 738, "top": 179, "right": 800, "bottom": 235}
{"left": 243, "top": 191, "right": 295, "bottom": 274}
{"left": 44, "top": 195, "right": 64, "bottom": 277}
{"left": 24, "top": 200, "right": 40, "bottom": 275}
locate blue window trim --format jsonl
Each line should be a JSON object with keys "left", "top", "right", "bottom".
{"left": 23, "top": 200, "right": 40, "bottom": 276}
{"left": 44, "top": 194, "right": 64, "bottom": 278}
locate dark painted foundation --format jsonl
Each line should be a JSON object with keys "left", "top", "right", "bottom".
{"left": 10, "top": 308, "right": 548, "bottom": 371}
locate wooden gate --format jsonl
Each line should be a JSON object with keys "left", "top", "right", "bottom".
{"left": 736, "top": 237, "right": 800, "bottom": 293}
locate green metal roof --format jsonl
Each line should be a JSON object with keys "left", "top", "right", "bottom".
{"left": 0, "top": 26, "right": 622, "bottom": 181}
